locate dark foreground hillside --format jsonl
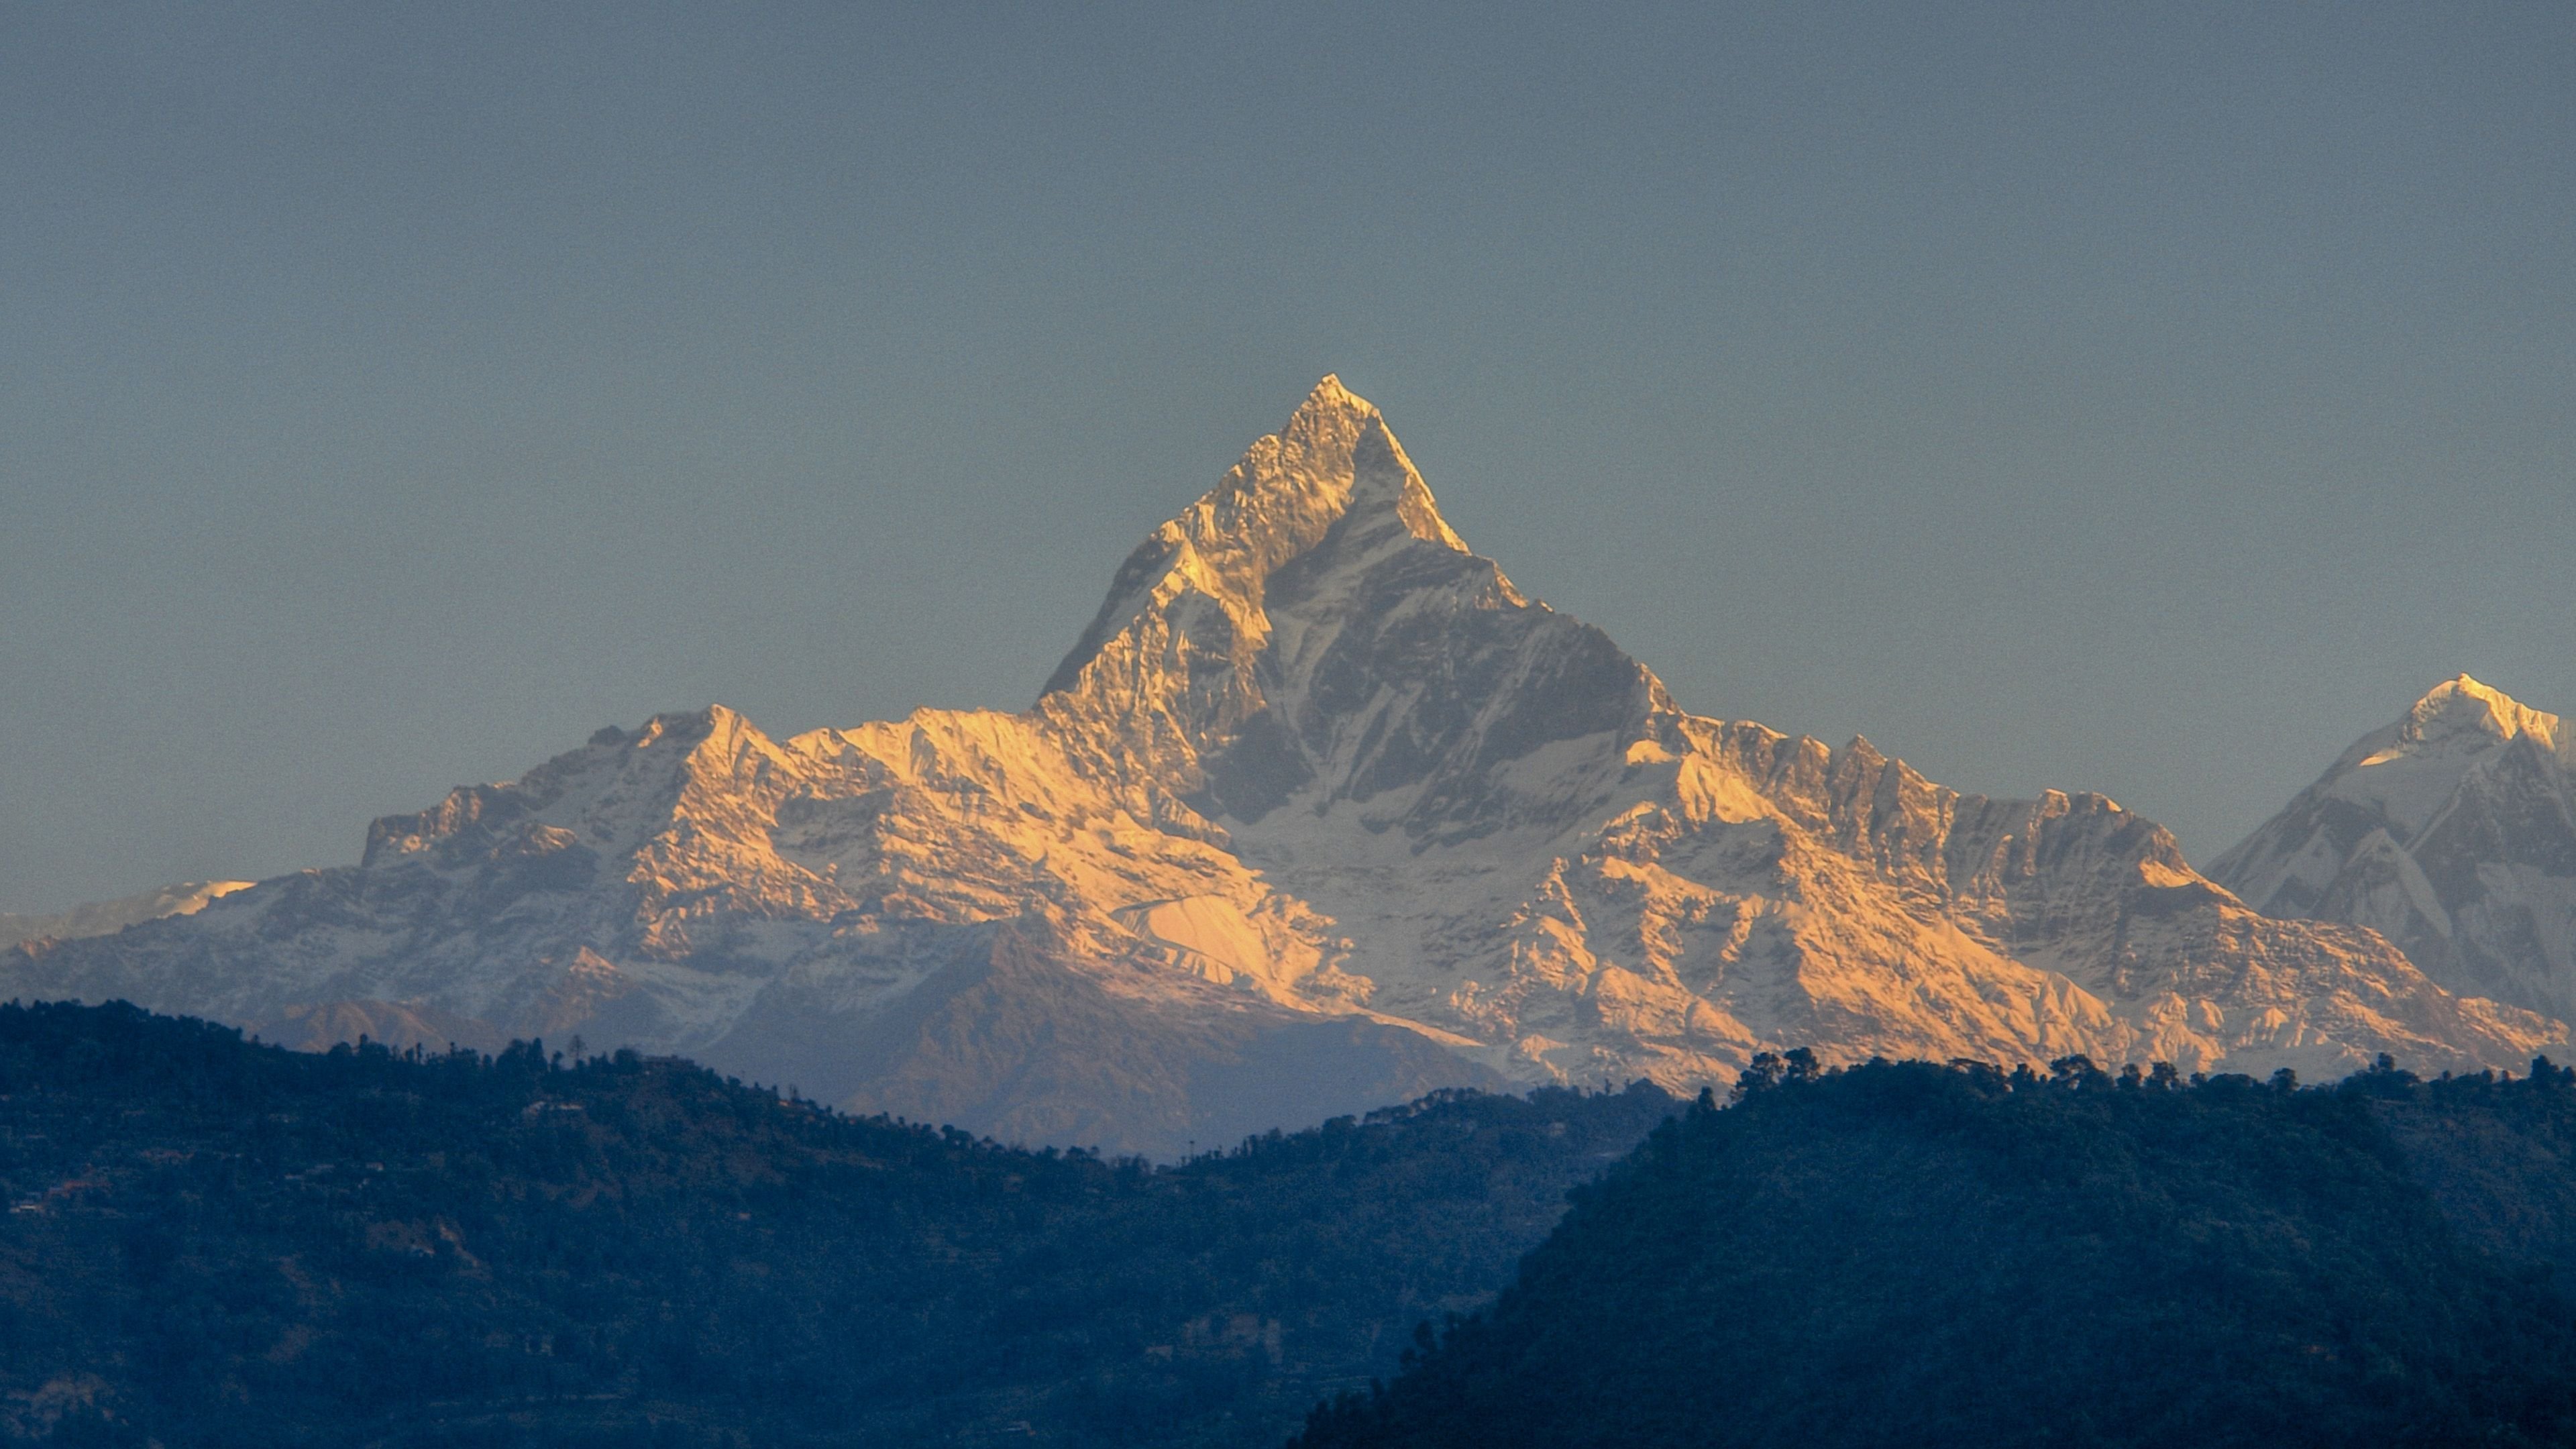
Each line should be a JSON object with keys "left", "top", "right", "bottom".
{"left": 0, "top": 1002, "right": 1673, "bottom": 1448}
{"left": 1292, "top": 1055, "right": 2576, "bottom": 1449}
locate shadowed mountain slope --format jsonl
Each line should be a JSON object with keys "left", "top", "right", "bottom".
{"left": 0, "top": 1000, "right": 1675, "bottom": 1448}
{"left": 1289, "top": 1057, "right": 2576, "bottom": 1449}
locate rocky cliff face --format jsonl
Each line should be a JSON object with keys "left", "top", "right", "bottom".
{"left": 8, "top": 381, "right": 2559, "bottom": 1150}
{"left": 2210, "top": 676, "right": 2576, "bottom": 1021}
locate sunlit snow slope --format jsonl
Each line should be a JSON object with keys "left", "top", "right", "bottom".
{"left": 7, "top": 381, "right": 2559, "bottom": 1150}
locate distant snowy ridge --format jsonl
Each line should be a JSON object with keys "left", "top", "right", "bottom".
{"left": 2212, "top": 675, "right": 2576, "bottom": 1021}
{"left": 0, "top": 880, "right": 252, "bottom": 951}
{"left": 8, "top": 381, "right": 2560, "bottom": 1151}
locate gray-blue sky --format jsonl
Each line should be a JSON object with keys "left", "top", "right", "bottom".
{"left": 5, "top": 3, "right": 2571, "bottom": 912}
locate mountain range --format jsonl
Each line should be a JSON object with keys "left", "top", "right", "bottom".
{"left": 5, "top": 379, "right": 2563, "bottom": 1153}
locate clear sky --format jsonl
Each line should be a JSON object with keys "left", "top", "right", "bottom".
{"left": 5, "top": 3, "right": 2571, "bottom": 912}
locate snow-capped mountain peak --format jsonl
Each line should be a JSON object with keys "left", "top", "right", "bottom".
{"left": 2372, "top": 674, "right": 2563, "bottom": 765}
{"left": 1042, "top": 376, "right": 1476, "bottom": 698}
{"left": 2285, "top": 674, "right": 2564, "bottom": 847}
{"left": 2212, "top": 676, "right": 2576, "bottom": 1020}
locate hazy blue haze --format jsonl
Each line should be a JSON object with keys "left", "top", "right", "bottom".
{"left": 5, "top": 3, "right": 2570, "bottom": 911}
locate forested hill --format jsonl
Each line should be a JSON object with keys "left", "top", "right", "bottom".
{"left": 0, "top": 1001, "right": 1674, "bottom": 1448}
{"left": 1291, "top": 1055, "right": 2576, "bottom": 1449}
